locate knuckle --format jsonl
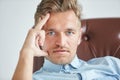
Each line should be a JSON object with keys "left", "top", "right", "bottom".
{"left": 27, "top": 28, "right": 36, "bottom": 36}
{"left": 28, "top": 28, "right": 34, "bottom": 33}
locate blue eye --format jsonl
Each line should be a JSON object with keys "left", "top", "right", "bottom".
{"left": 47, "top": 31, "right": 55, "bottom": 36}
{"left": 66, "top": 31, "right": 74, "bottom": 35}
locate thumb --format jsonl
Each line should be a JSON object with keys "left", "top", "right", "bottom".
{"left": 38, "top": 30, "right": 45, "bottom": 47}
{"left": 35, "top": 49, "right": 48, "bottom": 57}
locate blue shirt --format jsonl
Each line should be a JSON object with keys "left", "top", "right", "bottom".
{"left": 33, "top": 56, "right": 120, "bottom": 80}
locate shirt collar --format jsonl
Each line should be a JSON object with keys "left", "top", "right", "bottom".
{"left": 42, "top": 55, "right": 81, "bottom": 72}
{"left": 70, "top": 55, "right": 81, "bottom": 69}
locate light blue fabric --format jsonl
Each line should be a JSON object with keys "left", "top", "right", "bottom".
{"left": 33, "top": 56, "right": 120, "bottom": 80}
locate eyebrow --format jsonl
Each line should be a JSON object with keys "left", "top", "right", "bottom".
{"left": 46, "top": 28, "right": 76, "bottom": 31}
{"left": 45, "top": 28, "right": 77, "bottom": 32}
{"left": 45, "top": 28, "right": 54, "bottom": 32}
{"left": 66, "top": 28, "right": 76, "bottom": 31}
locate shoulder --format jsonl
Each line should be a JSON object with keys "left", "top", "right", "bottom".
{"left": 104, "top": 56, "right": 120, "bottom": 65}
{"left": 87, "top": 56, "right": 120, "bottom": 65}
{"left": 87, "top": 56, "right": 120, "bottom": 74}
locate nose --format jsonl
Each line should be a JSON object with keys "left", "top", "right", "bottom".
{"left": 55, "top": 33, "right": 66, "bottom": 47}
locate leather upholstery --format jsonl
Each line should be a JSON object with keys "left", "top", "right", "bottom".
{"left": 33, "top": 18, "right": 120, "bottom": 72}
{"left": 78, "top": 18, "right": 120, "bottom": 60}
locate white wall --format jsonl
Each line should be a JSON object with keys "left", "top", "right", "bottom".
{"left": 0, "top": 0, "right": 120, "bottom": 80}
{"left": 79, "top": 0, "right": 120, "bottom": 19}
{"left": 0, "top": 0, "right": 41, "bottom": 80}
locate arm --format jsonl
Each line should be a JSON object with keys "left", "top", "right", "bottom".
{"left": 12, "top": 14, "right": 50, "bottom": 80}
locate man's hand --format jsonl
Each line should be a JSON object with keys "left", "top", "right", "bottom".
{"left": 21, "top": 14, "right": 50, "bottom": 57}
{"left": 12, "top": 14, "right": 50, "bottom": 80}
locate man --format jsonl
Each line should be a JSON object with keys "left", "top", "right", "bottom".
{"left": 12, "top": 0, "right": 120, "bottom": 80}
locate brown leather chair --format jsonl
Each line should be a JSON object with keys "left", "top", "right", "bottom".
{"left": 33, "top": 18, "right": 120, "bottom": 72}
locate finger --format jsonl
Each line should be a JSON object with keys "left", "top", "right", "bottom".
{"left": 35, "top": 30, "right": 45, "bottom": 47}
{"left": 35, "top": 13, "right": 50, "bottom": 30}
{"left": 39, "top": 30, "right": 45, "bottom": 46}
{"left": 39, "top": 50, "right": 48, "bottom": 56}
{"left": 35, "top": 48, "right": 48, "bottom": 57}
{"left": 34, "top": 30, "right": 45, "bottom": 51}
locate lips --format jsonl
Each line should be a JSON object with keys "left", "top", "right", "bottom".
{"left": 53, "top": 49, "right": 69, "bottom": 54}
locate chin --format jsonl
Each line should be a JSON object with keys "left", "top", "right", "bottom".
{"left": 52, "top": 61, "right": 70, "bottom": 65}
{"left": 50, "top": 58, "right": 73, "bottom": 65}
{"left": 46, "top": 54, "right": 75, "bottom": 65}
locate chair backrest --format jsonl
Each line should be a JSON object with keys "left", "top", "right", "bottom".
{"left": 33, "top": 18, "right": 120, "bottom": 72}
{"left": 77, "top": 18, "right": 120, "bottom": 60}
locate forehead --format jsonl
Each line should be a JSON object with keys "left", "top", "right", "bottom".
{"left": 51, "top": 10, "right": 77, "bottom": 20}
{"left": 49, "top": 10, "right": 78, "bottom": 23}
{"left": 44, "top": 10, "right": 80, "bottom": 30}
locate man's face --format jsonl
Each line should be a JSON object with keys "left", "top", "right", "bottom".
{"left": 43, "top": 10, "right": 81, "bottom": 64}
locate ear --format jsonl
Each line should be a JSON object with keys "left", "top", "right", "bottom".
{"left": 77, "top": 28, "right": 82, "bottom": 45}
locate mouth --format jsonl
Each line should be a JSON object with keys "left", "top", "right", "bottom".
{"left": 53, "top": 49, "right": 69, "bottom": 54}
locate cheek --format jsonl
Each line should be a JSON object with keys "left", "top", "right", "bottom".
{"left": 44, "top": 39, "right": 50, "bottom": 50}
{"left": 68, "top": 37, "right": 80, "bottom": 47}
{"left": 44, "top": 38, "right": 55, "bottom": 50}
{"left": 67, "top": 40, "right": 79, "bottom": 54}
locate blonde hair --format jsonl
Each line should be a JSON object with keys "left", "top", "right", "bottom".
{"left": 34, "top": 0, "right": 81, "bottom": 24}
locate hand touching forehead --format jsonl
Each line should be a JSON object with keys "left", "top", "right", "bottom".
{"left": 34, "top": 14, "right": 50, "bottom": 30}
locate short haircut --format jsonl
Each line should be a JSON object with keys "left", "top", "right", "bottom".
{"left": 34, "top": 0, "right": 81, "bottom": 24}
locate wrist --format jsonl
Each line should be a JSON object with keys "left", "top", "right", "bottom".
{"left": 19, "top": 49, "right": 34, "bottom": 61}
